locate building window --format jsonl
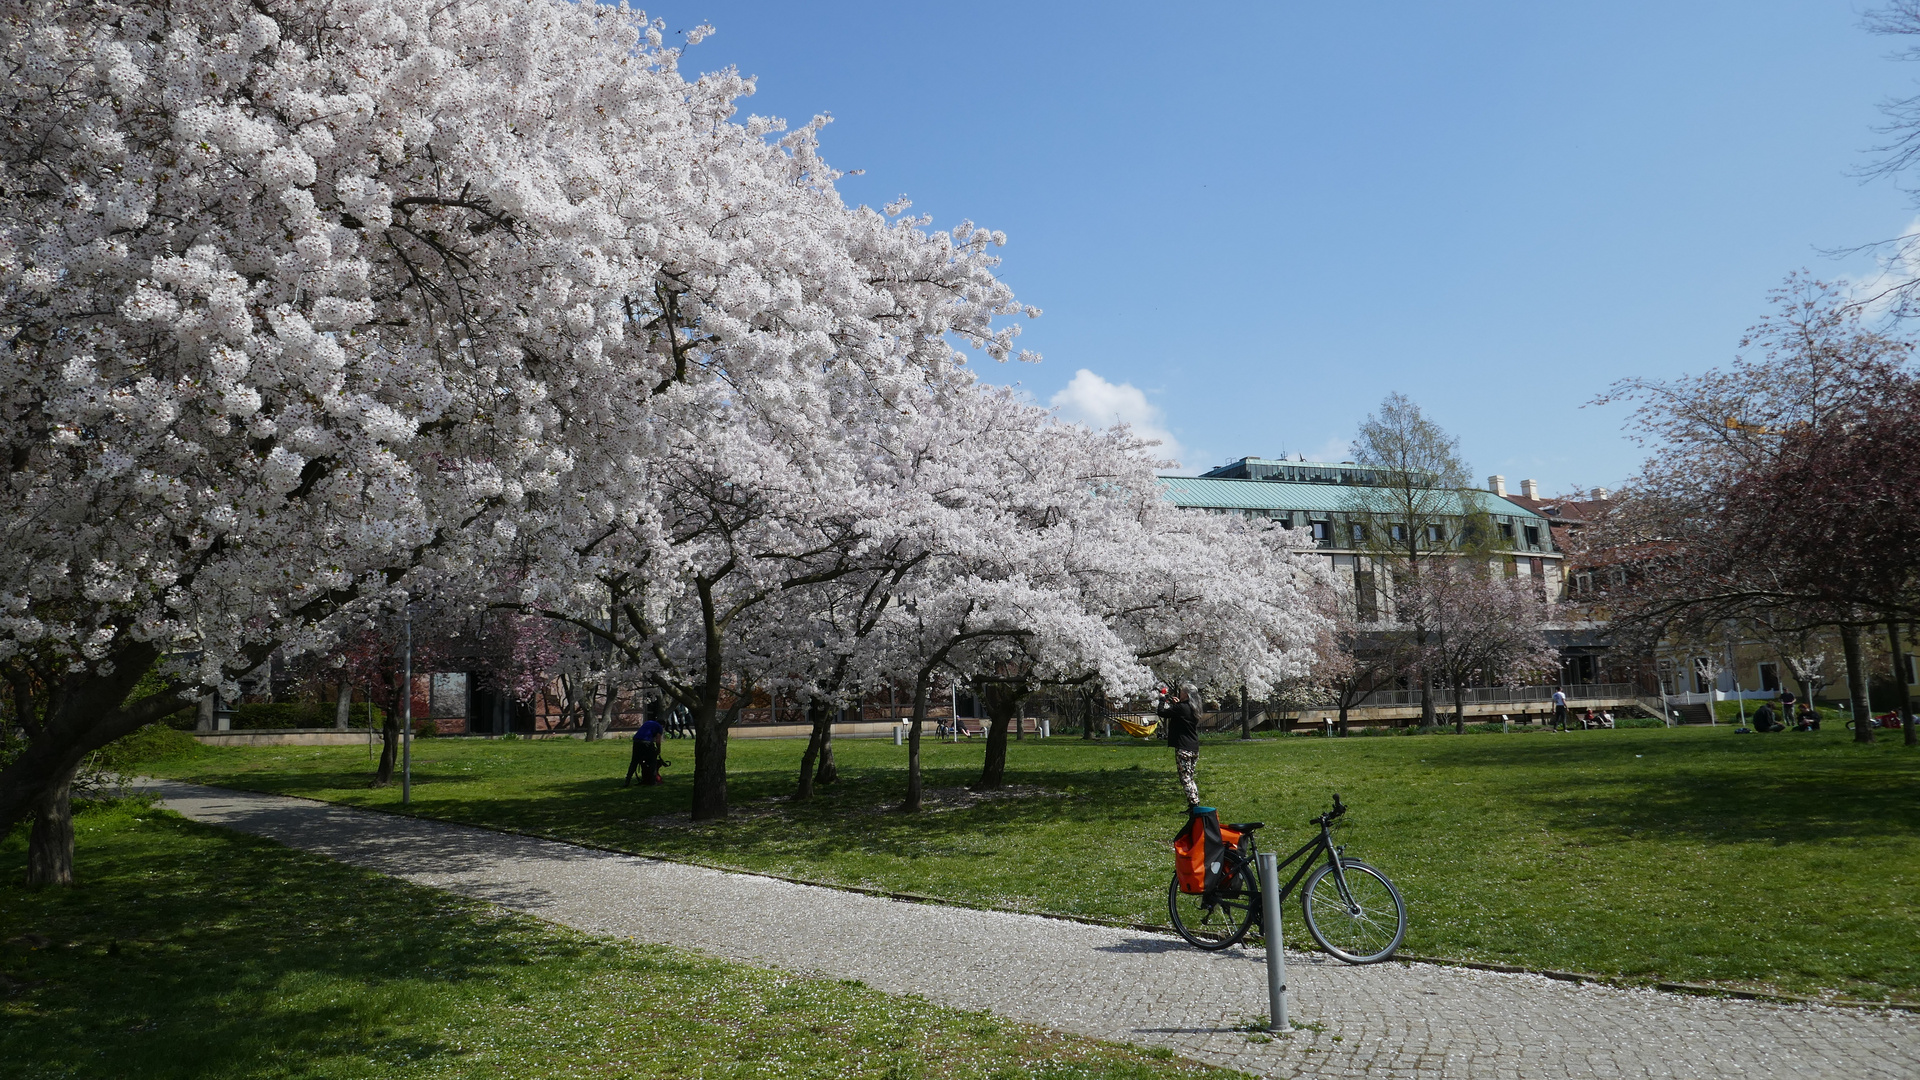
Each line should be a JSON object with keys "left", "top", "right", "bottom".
{"left": 1424, "top": 523, "right": 1444, "bottom": 544}
{"left": 1504, "top": 557, "right": 1520, "bottom": 578}
{"left": 1355, "top": 570, "right": 1378, "bottom": 622}
{"left": 1523, "top": 524, "right": 1540, "bottom": 548}
{"left": 1350, "top": 523, "right": 1366, "bottom": 544}
{"left": 429, "top": 672, "right": 468, "bottom": 719}
{"left": 1498, "top": 522, "right": 1515, "bottom": 544}
{"left": 1573, "top": 572, "right": 1593, "bottom": 595}
{"left": 1758, "top": 663, "right": 1780, "bottom": 692}
{"left": 1529, "top": 557, "right": 1544, "bottom": 579}
{"left": 1609, "top": 567, "right": 1628, "bottom": 587}
{"left": 1389, "top": 523, "right": 1406, "bottom": 542}
{"left": 1311, "top": 520, "right": 1330, "bottom": 544}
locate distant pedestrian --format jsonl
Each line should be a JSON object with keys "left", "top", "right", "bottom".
{"left": 1157, "top": 685, "right": 1202, "bottom": 808}
{"left": 1551, "top": 688, "right": 1569, "bottom": 730}
{"left": 1752, "top": 701, "right": 1781, "bottom": 733}
{"left": 625, "top": 712, "right": 666, "bottom": 787}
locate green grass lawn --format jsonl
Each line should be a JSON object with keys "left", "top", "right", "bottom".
{"left": 148, "top": 725, "right": 1920, "bottom": 1003}
{"left": 0, "top": 798, "right": 1237, "bottom": 1080}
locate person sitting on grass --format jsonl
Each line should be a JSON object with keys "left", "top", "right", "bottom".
{"left": 1751, "top": 701, "right": 1783, "bottom": 733}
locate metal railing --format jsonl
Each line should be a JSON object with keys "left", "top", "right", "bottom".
{"left": 1353, "top": 682, "right": 1634, "bottom": 709}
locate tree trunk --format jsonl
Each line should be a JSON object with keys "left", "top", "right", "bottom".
{"left": 796, "top": 698, "right": 834, "bottom": 800}
{"left": 1240, "top": 688, "right": 1253, "bottom": 740}
{"left": 1840, "top": 622, "right": 1874, "bottom": 744}
{"left": 0, "top": 640, "right": 172, "bottom": 841}
{"left": 1337, "top": 702, "right": 1350, "bottom": 736}
{"left": 1453, "top": 682, "right": 1467, "bottom": 734}
{"left": 903, "top": 674, "right": 931, "bottom": 812}
{"left": 585, "top": 677, "right": 616, "bottom": 741}
{"left": 1417, "top": 625, "right": 1436, "bottom": 727}
{"left": 690, "top": 699, "right": 729, "bottom": 820}
{"left": 374, "top": 711, "right": 399, "bottom": 785}
{"left": 25, "top": 765, "right": 76, "bottom": 887}
{"left": 335, "top": 685, "right": 351, "bottom": 731}
{"left": 976, "top": 683, "right": 1021, "bottom": 790}
{"left": 1888, "top": 621, "right": 1916, "bottom": 747}
{"left": 815, "top": 718, "right": 838, "bottom": 786}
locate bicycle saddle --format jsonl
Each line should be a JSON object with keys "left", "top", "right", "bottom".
{"left": 1230, "top": 822, "right": 1265, "bottom": 832}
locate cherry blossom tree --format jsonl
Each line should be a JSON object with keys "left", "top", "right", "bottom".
{"left": 1592, "top": 278, "right": 1920, "bottom": 744}
{"left": 1, "top": 0, "right": 1046, "bottom": 877}
{"left": 1304, "top": 581, "right": 1408, "bottom": 736}
{"left": 0, "top": 0, "right": 690, "bottom": 879}
{"left": 1399, "top": 561, "right": 1560, "bottom": 733}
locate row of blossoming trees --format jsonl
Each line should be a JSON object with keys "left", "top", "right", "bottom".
{"left": 0, "top": 0, "right": 1331, "bottom": 884}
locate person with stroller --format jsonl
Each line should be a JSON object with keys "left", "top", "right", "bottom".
{"left": 1156, "top": 684, "right": 1202, "bottom": 809}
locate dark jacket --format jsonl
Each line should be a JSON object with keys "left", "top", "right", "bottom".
{"left": 1157, "top": 698, "right": 1201, "bottom": 753}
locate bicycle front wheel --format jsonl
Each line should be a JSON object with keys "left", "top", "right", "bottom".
{"left": 1301, "top": 858, "right": 1406, "bottom": 964}
{"left": 1168, "top": 873, "right": 1260, "bottom": 951}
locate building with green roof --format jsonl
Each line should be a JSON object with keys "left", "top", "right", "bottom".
{"left": 1157, "top": 457, "right": 1566, "bottom": 603}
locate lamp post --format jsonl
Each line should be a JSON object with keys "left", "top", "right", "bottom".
{"left": 401, "top": 612, "right": 412, "bottom": 807}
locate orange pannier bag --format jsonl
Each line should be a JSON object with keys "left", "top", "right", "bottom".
{"left": 1171, "top": 807, "right": 1243, "bottom": 896}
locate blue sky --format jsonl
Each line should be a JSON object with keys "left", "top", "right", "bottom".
{"left": 662, "top": 1, "right": 1918, "bottom": 492}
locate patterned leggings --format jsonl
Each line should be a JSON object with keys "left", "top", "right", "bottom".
{"left": 1175, "top": 749, "right": 1200, "bottom": 806}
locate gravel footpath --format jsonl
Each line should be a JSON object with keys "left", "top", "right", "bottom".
{"left": 144, "top": 779, "right": 1918, "bottom": 1079}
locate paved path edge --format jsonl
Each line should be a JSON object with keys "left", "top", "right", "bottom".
{"left": 142, "top": 776, "right": 1920, "bottom": 1016}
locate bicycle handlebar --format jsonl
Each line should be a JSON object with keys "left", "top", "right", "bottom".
{"left": 1312, "top": 793, "right": 1347, "bottom": 826}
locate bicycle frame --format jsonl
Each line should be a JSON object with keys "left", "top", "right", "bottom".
{"left": 1236, "top": 817, "right": 1355, "bottom": 915}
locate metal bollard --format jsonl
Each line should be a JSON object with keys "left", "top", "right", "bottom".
{"left": 894, "top": 725, "right": 903, "bottom": 746}
{"left": 1257, "top": 851, "right": 1288, "bottom": 1032}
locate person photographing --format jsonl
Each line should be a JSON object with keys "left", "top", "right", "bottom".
{"left": 1156, "top": 684, "right": 1203, "bottom": 809}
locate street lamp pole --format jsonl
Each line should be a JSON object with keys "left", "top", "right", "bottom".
{"left": 402, "top": 612, "right": 412, "bottom": 807}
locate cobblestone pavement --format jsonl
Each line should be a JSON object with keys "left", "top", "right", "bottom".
{"left": 146, "top": 780, "right": 1918, "bottom": 1079}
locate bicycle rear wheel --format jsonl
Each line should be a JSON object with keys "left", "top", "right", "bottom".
{"left": 1301, "top": 858, "right": 1406, "bottom": 963}
{"left": 1167, "top": 871, "right": 1260, "bottom": 951}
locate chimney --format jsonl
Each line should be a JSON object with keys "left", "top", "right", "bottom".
{"left": 1594, "top": 487, "right": 1610, "bottom": 501}
{"left": 1521, "top": 478, "right": 1539, "bottom": 499}
{"left": 1488, "top": 475, "right": 1506, "bottom": 497}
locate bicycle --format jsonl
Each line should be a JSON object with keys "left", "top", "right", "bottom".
{"left": 1167, "top": 794, "right": 1407, "bottom": 963}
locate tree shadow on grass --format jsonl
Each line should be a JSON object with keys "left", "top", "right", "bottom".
{"left": 1413, "top": 733, "right": 1920, "bottom": 846}
{"left": 0, "top": 806, "right": 593, "bottom": 1079}
{"left": 429, "top": 761, "right": 1178, "bottom": 868}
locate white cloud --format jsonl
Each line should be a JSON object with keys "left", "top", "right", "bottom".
{"left": 1308, "top": 435, "right": 1351, "bottom": 463}
{"left": 1839, "top": 216, "right": 1920, "bottom": 318}
{"left": 1049, "top": 368, "right": 1185, "bottom": 467}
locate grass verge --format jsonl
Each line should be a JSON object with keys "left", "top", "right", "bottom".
{"left": 147, "top": 724, "right": 1920, "bottom": 1003}
{"left": 0, "top": 798, "right": 1237, "bottom": 1080}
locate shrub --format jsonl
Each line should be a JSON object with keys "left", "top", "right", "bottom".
{"left": 230, "top": 702, "right": 326, "bottom": 729}
{"left": 1615, "top": 716, "right": 1666, "bottom": 729}
{"left": 93, "top": 724, "right": 198, "bottom": 770}
{"left": 225, "top": 702, "right": 387, "bottom": 729}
